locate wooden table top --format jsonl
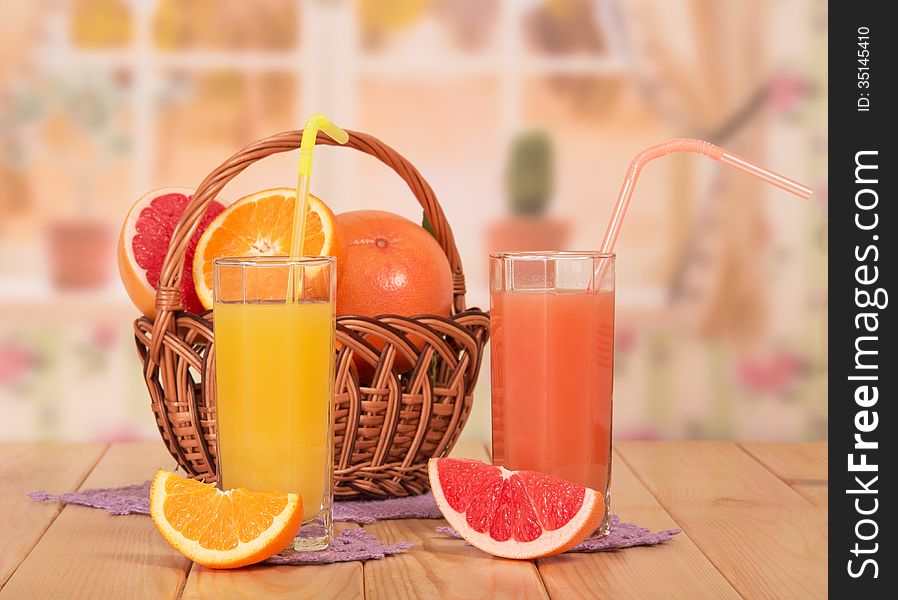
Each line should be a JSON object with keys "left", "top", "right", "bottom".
{"left": 0, "top": 440, "right": 827, "bottom": 599}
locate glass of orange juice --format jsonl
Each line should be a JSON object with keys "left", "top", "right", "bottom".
{"left": 489, "top": 251, "right": 614, "bottom": 535}
{"left": 213, "top": 255, "right": 336, "bottom": 551}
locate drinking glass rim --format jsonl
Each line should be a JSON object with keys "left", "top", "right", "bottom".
{"left": 489, "top": 250, "right": 615, "bottom": 260}
{"left": 212, "top": 255, "right": 336, "bottom": 267}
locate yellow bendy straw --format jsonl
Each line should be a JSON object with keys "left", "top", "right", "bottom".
{"left": 288, "top": 114, "right": 348, "bottom": 301}
{"left": 290, "top": 114, "right": 349, "bottom": 260}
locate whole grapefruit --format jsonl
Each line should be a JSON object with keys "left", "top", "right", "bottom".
{"left": 336, "top": 210, "right": 453, "bottom": 373}
{"left": 335, "top": 210, "right": 453, "bottom": 319}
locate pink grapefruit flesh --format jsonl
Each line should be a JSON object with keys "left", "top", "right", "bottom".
{"left": 428, "top": 457, "right": 605, "bottom": 559}
{"left": 118, "top": 188, "right": 225, "bottom": 317}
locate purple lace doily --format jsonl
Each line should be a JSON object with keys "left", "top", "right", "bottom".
{"left": 29, "top": 481, "right": 679, "bottom": 563}
{"left": 265, "top": 529, "right": 411, "bottom": 565}
{"left": 437, "top": 515, "right": 679, "bottom": 552}
{"left": 27, "top": 481, "right": 442, "bottom": 523}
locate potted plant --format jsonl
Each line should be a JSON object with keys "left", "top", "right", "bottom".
{"left": 39, "top": 72, "right": 130, "bottom": 290}
{"left": 486, "top": 130, "right": 570, "bottom": 253}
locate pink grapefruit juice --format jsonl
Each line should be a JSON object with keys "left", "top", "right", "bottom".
{"left": 490, "top": 288, "right": 614, "bottom": 498}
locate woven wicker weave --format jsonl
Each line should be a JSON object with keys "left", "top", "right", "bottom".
{"left": 134, "top": 130, "right": 489, "bottom": 498}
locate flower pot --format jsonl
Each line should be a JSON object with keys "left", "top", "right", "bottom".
{"left": 46, "top": 219, "right": 113, "bottom": 290}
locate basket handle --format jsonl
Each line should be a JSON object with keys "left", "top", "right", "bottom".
{"left": 151, "top": 130, "right": 467, "bottom": 332}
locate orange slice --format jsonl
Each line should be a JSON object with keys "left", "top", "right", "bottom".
{"left": 149, "top": 470, "right": 303, "bottom": 569}
{"left": 429, "top": 458, "right": 605, "bottom": 559}
{"left": 192, "top": 188, "right": 340, "bottom": 310}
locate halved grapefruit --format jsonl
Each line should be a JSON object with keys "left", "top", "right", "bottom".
{"left": 428, "top": 458, "right": 605, "bottom": 559}
{"left": 117, "top": 188, "right": 226, "bottom": 317}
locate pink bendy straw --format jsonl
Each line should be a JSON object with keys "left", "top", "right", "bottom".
{"left": 600, "top": 138, "right": 813, "bottom": 255}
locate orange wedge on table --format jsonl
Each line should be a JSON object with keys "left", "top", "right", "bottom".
{"left": 192, "top": 188, "right": 340, "bottom": 310}
{"left": 150, "top": 470, "right": 303, "bottom": 569}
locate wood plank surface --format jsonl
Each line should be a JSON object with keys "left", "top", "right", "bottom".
{"left": 183, "top": 559, "right": 361, "bottom": 600}
{"left": 740, "top": 442, "right": 827, "bottom": 482}
{"left": 178, "top": 442, "right": 492, "bottom": 599}
{"left": 1, "top": 442, "right": 190, "bottom": 600}
{"left": 0, "top": 443, "right": 106, "bottom": 589}
{"left": 180, "top": 522, "right": 364, "bottom": 600}
{"left": 364, "top": 514, "right": 548, "bottom": 600}
{"left": 536, "top": 449, "right": 741, "bottom": 600}
{"left": 2, "top": 441, "right": 829, "bottom": 599}
{"left": 364, "top": 440, "right": 549, "bottom": 600}
{"left": 617, "top": 441, "right": 827, "bottom": 599}
{"left": 741, "top": 442, "right": 828, "bottom": 510}
{"left": 790, "top": 483, "right": 827, "bottom": 510}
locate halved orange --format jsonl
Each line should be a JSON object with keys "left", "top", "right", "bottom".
{"left": 192, "top": 188, "right": 340, "bottom": 310}
{"left": 149, "top": 470, "right": 303, "bottom": 569}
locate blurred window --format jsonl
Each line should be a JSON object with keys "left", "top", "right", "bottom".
{"left": 154, "top": 0, "right": 299, "bottom": 51}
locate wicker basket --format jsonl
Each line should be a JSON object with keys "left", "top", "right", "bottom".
{"left": 134, "top": 130, "right": 489, "bottom": 499}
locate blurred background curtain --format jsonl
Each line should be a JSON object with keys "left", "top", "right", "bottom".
{"left": 623, "top": 0, "right": 769, "bottom": 342}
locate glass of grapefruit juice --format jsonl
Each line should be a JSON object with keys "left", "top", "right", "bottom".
{"left": 213, "top": 255, "right": 336, "bottom": 551}
{"left": 490, "top": 251, "right": 614, "bottom": 535}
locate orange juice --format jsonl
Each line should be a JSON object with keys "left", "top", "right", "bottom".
{"left": 214, "top": 300, "right": 334, "bottom": 521}
{"left": 490, "top": 289, "right": 614, "bottom": 496}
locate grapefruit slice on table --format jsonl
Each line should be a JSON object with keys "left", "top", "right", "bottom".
{"left": 429, "top": 458, "right": 605, "bottom": 559}
{"left": 118, "top": 188, "right": 226, "bottom": 317}
{"left": 192, "top": 188, "right": 340, "bottom": 310}
{"left": 150, "top": 470, "right": 303, "bottom": 569}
